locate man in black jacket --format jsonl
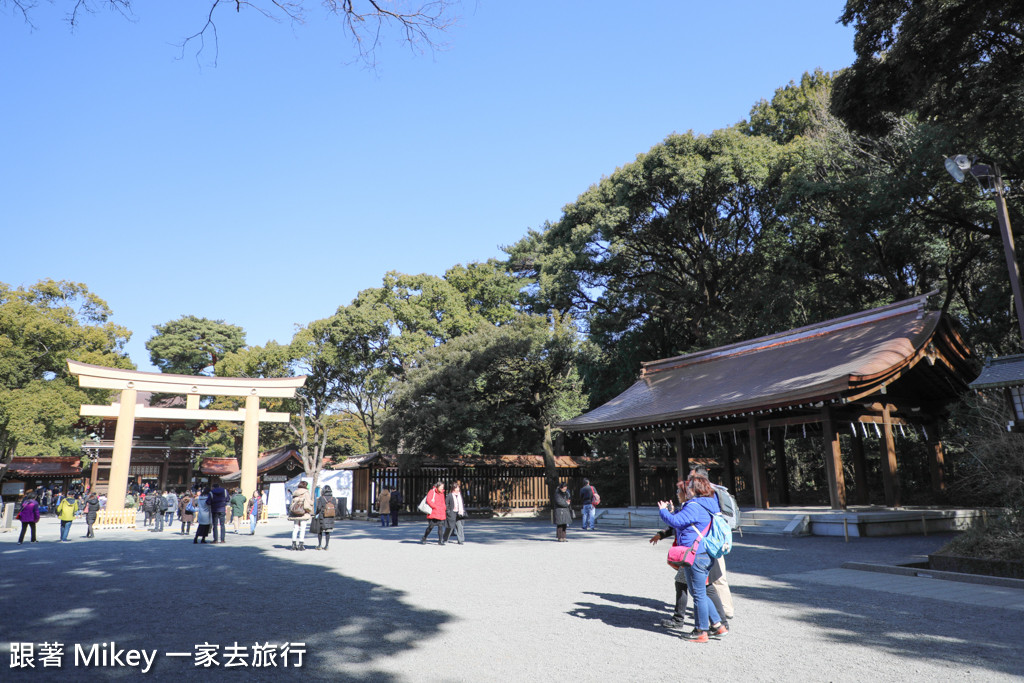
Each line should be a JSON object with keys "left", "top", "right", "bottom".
{"left": 389, "top": 487, "right": 403, "bottom": 527}
{"left": 207, "top": 481, "right": 230, "bottom": 544}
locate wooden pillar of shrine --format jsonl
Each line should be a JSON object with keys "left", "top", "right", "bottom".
{"left": 747, "top": 417, "right": 769, "bottom": 509}
{"left": 820, "top": 407, "right": 847, "bottom": 510}
{"left": 880, "top": 405, "right": 901, "bottom": 508}
{"left": 772, "top": 429, "right": 790, "bottom": 506}
{"left": 628, "top": 431, "right": 641, "bottom": 507}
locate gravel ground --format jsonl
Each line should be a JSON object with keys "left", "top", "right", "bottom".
{"left": 1, "top": 515, "right": 1021, "bottom": 682}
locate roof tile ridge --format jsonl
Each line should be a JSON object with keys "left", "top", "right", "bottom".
{"left": 641, "top": 293, "right": 934, "bottom": 375}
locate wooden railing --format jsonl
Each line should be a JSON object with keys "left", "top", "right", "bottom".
{"left": 95, "top": 509, "right": 138, "bottom": 529}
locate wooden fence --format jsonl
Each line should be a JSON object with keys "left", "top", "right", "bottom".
{"left": 360, "top": 466, "right": 592, "bottom": 515}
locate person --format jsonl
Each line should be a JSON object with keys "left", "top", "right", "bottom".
{"left": 444, "top": 482, "right": 467, "bottom": 545}
{"left": 229, "top": 489, "right": 247, "bottom": 534}
{"left": 83, "top": 491, "right": 100, "bottom": 539}
{"left": 314, "top": 485, "right": 339, "bottom": 550}
{"left": 57, "top": 493, "right": 79, "bottom": 542}
{"left": 207, "top": 480, "right": 229, "bottom": 544}
{"left": 658, "top": 476, "right": 728, "bottom": 643}
{"left": 420, "top": 481, "right": 447, "bottom": 545}
{"left": 179, "top": 492, "right": 195, "bottom": 536}
{"left": 193, "top": 489, "right": 212, "bottom": 544}
{"left": 689, "top": 467, "right": 736, "bottom": 621}
{"left": 164, "top": 489, "right": 178, "bottom": 527}
{"left": 553, "top": 482, "right": 572, "bottom": 542}
{"left": 17, "top": 493, "right": 40, "bottom": 544}
{"left": 375, "top": 487, "right": 391, "bottom": 527}
{"left": 246, "top": 490, "right": 263, "bottom": 536}
{"left": 580, "top": 478, "right": 597, "bottom": 531}
{"left": 650, "top": 480, "right": 728, "bottom": 630}
{"left": 152, "top": 490, "right": 167, "bottom": 532}
{"left": 142, "top": 490, "right": 156, "bottom": 527}
{"left": 390, "top": 486, "right": 403, "bottom": 527}
{"left": 288, "top": 481, "right": 314, "bottom": 551}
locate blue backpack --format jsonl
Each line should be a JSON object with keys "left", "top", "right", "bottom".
{"left": 697, "top": 513, "right": 733, "bottom": 559}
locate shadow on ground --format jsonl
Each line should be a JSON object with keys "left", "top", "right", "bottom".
{"left": 567, "top": 533, "right": 1024, "bottom": 678}
{"left": 0, "top": 534, "right": 449, "bottom": 681}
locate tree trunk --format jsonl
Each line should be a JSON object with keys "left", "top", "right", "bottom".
{"left": 542, "top": 420, "right": 559, "bottom": 502}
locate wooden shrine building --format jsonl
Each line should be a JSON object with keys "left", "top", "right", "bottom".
{"left": 559, "top": 295, "right": 978, "bottom": 510}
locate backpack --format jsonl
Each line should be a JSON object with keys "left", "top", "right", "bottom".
{"left": 592, "top": 488, "right": 601, "bottom": 507}
{"left": 697, "top": 513, "right": 733, "bottom": 559}
{"left": 712, "top": 485, "right": 741, "bottom": 530}
{"left": 143, "top": 496, "right": 156, "bottom": 512}
{"left": 324, "top": 500, "right": 336, "bottom": 518}
{"left": 158, "top": 496, "right": 168, "bottom": 512}
{"left": 289, "top": 495, "right": 306, "bottom": 516}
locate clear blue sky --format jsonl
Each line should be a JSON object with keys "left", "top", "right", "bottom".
{"left": 2, "top": 1, "right": 856, "bottom": 371}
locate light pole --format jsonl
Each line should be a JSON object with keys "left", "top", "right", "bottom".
{"left": 945, "top": 155, "right": 1024, "bottom": 343}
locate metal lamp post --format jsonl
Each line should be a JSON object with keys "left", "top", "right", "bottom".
{"left": 945, "top": 155, "right": 1024, "bottom": 343}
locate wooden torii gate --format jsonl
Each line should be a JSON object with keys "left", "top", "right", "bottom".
{"left": 68, "top": 360, "right": 306, "bottom": 511}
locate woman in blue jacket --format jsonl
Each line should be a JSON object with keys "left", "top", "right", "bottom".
{"left": 658, "top": 475, "right": 728, "bottom": 642}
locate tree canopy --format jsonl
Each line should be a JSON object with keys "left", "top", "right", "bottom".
{"left": 146, "top": 315, "right": 246, "bottom": 376}
{"left": 833, "top": 1, "right": 1024, "bottom": 174}
{"left": 0, "top": 279, "right": 131, "bottom": 465}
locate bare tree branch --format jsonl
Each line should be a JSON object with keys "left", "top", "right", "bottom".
{"left": 5, "top": 1, "right": 458, "bottom": 67}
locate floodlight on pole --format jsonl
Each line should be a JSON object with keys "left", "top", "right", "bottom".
{"left": 944, "top": 155, "right": 1024, "bottom": 343}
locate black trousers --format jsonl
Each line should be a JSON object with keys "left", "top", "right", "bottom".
{"left": 422, "top": 519, "right": 446, "bottom": 543}
{"left": 18, "top": 522, "right": 36, "bottom": 543}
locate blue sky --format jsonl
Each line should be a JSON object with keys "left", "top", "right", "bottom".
{"left": 2, "top": 1, "right": 856, "bottom": 371}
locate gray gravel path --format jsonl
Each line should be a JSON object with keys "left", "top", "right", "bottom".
{"left": 2, "top": 515, "right": 1021, "bottom": 681}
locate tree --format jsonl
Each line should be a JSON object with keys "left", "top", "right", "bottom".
{"left": 380, "top": 312, "right": 588, "bottom": 489}
{"left": 0, "top": 279, "right": 132, "bottom": 471}
{"left": 833, "top": 1, "right": 1024, "bottom": 174}
{"left": 506, "top": 127, "right": 788, "bottom": 402}
{"left": 443, "top": 259, "right": 527, "bottom": 325}
{"left": 4, "top": 0, "right": 459, "bottom": 67}
{"left": 146, "top": 315, "right": 246, "bottom": 376}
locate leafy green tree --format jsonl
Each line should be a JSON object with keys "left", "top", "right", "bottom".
{"left": 833, "top": 1, "right": 1024, "bottom": 175}
{"left": 380, "top": 313, "right": 588, "bottom": 487}
{"left": 0, "top": 279, "right": 131, "bottom": 469}
{"left": 506, "top": 128, "right": 788, "bottom": 401}
{"left": 146, "top": 315, "right": 246, "bottom": 376}
{"left": 443, "top": 259, "right": 527, "bottom": 325}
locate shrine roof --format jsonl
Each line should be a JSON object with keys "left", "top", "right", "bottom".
{"left": 970, "top": 354, "right": 1024, "bottom": 390}
{"left": 561, "top": 294, "right": 976, "bottom": 434}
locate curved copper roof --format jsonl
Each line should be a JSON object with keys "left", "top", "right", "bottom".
{"left": 562, "top": 294, "right": 976, "bottom": 433}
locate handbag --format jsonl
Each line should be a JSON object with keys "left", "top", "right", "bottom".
{"left": 666, "top": 520, "right": 712, "bottom": 569}
{"left": 417, "top": 494, "right": 432, "bottom": 515}
{"left": 309, "top": 516, "right": 321, "bottom": 534}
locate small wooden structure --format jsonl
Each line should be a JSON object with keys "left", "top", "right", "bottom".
{"left": 5, "top": 457, "right": 85, "bottom": 492}
{"left": 219, "top": 445, "right": 306, "bottom": 490}
{"left": 559, "top": 295, "right": 977, "bottom": 510}
{"left": 970, "top": 354, "right": 1024, "bottom": 432}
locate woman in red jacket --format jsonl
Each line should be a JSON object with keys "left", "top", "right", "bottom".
{"left": 420, "top": 481, "right": 447, "bottom": 545}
